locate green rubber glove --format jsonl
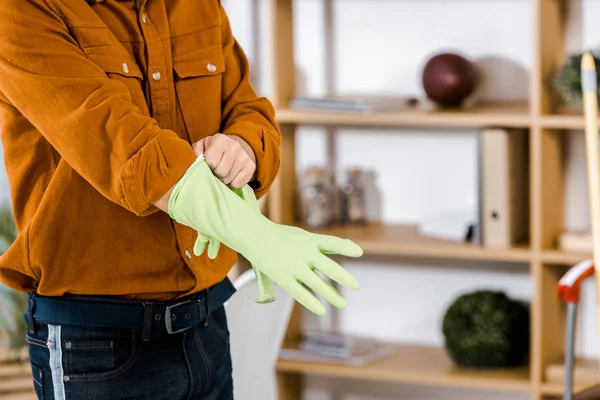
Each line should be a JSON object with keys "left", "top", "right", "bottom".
{"left": 168, "top": 155, "right": 363, "bottom": 316}
{"left": 193, "top": 187, "right": 276, "bottom": 303}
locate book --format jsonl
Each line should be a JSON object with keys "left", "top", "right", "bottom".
{"left": 417, "top": 211, "right": 477, "bottom": 242}
{"left": 279, "top": 343, "right": 397, "bottom": 367}
{"left": 279, "top": 330, "right": 397, "bottom": 367}
{"left": 480, "top": 128, "right": 529, "bottom": 248}
{"left": 289, "top": 94, "right": 418, "bottom": 113}
{"left": 558, "top": 230, "right": 593, "bottom": 253}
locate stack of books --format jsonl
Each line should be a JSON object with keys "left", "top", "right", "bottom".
{"left": 289, "top": 94, "right": 419, "bottom": 113}
{"left": 279, "top": 330, "right": 397, "bottom": 367}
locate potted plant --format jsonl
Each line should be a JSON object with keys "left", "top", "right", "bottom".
{"left": 554, "top": 49, "right": 600, "bottom": 110}
{"left": 0, "top": 204, "right": 28, "bottom": 363}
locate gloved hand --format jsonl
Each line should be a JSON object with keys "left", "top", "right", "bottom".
{"left": 193, "top": 187, "right": 276, "bottom": 304}
{"left": 168, "top": 155, "right": 363, "bottom": 316}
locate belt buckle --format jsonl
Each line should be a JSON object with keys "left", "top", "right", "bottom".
{"left": 164, "top": 300, "right": 193, "bottom": 335}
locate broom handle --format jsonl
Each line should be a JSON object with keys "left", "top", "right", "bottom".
{"left": 582, "top": 54, "right": 600, "bottom": 263}
{"left": 581, "top": 53, "right": 600, "bottom": 373}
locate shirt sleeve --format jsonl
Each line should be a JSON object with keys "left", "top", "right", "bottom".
{"left": 218, "top": 3, "right": 281, "bottom": 199}
{"left": 0, "top": 0, "right": 197, "bottom": 217}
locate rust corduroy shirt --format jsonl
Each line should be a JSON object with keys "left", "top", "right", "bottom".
{"left": 0, "top": 0, "right": 281, "bottom": 300}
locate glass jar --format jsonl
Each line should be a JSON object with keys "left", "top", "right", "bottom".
{"left": 298, "top": 167, "right": 335, "bottom": 228}
{"left": 340, "top": 168, "right": 366, "bottom": 225}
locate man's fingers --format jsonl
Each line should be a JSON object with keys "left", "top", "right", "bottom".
{"left": 202, "top": 134, "right": 256, "bottom": 186}
{"left": 296, "top": 268, "right": 347, "bottom": 309}
{"left": 203, "top": 140, "right": 226, "bottom": 170}
{"left": 221, "top": 156, "right": 244, "bottom": 185}
{"left": 192, "top": 139, "right": 207, "bottom": 157}
{"left": 281, "top": 280, "right": 326, "bottom": 316}
{"left": 310, "top": 253, "right": 360, "bottom": 291}
{"left": 208, "top": 145, "right": 237, "bottom": 178}
{"left": 219, "top": 154, "right": 255, "bottom": 188}
{"left": 208, "top": 238, "right": 220, "bottom": 259}
{"left": 228, "top": 167, "right": 254, "bottom": 189}
{"left": 193, "top": 233, "right": 210, "bottom": 256}
{"left": 316, "top": 235, "right": 363, "bottom": 258}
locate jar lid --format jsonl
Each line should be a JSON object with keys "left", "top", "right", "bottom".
{"left": 346, "top": 168, "right": 362, "bottom": 176}
{"left": 304, "top": 167, "right": 329, "bottom": 178}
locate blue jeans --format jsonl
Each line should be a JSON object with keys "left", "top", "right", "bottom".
{"left": 26, "top": 305, "right": 233, "bottom": 400}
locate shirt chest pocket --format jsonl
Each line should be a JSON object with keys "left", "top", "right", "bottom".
{"left": 83, "top": 46, "right": 150, "bottom": 116}
{"left": 173, "top": 46, "right": 226, "bottom": 142}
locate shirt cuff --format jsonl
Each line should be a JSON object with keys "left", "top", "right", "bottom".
{"left": 223, "top": 122, "right": 280, "bottom": 199}
{"left": 120, "top": 130, "right": 197, "bottom": 216}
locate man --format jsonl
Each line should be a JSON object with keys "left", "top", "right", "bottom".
{"left": 0, "top": 0, "right": 362, "bottom": 399}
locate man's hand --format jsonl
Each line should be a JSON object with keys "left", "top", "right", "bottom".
{"left": 154, "top": 134, "right": 256, "bottom": 214}
{"left": 193, "top": 134, "right": 256, "bottom": 189}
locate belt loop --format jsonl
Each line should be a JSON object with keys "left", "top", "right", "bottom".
{"left": 141, "top": 302, "right": 153, "bottom": 342}
{"left": 26, "top": 293, "right": 37, "bottom": 335}
{"left": 203, "top": 289, "right": 210, "bottom": 327}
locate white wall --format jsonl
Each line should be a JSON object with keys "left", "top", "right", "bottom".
{"left": 222, "top": 0, "right": 600, "bottom": 398}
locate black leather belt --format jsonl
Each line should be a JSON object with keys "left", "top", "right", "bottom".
{"left": 26, "top": 278, "right": 236, "bottom": 339}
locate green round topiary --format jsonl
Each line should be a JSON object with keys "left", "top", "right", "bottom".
{"left": 553, "top": 49, "right": 600, "bottom": 109}
{"left": 442, "top": 290, "right": 530, "bottom": 368}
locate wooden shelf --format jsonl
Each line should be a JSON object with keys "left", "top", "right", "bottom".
{"left": 542, "top": 357, "right": 600, "bottom": 395}
{"left": 538, "top": 105, "right": 592, "bottom": 130}
{"left": 539, "top": 250, "right": 591, "bottom": 265}
{"left": 0, "top": 346, "right": 33, "bottom": 397}
{"left": 305, "top": 223, "right": 532, "bottom": 263}
{"left": 539, "top": 114, "right": 585, "bottom": 130}
{"left": 540, "top": 380, "right": 600, "bottom": 396}
{"left": 277, "top": 343, "right": 531, "bottom": 392}
{"left": 276, "top": 101, "right": 531, "bottom": 128}
{"left": 0, "top": 376, "right": 33, "bottom": 395}
{"left": 2, "top": 393, "right": 37, "bottom": 400}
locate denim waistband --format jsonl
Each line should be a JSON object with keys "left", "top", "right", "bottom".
{"left": 26, "top": 278, "right": 236, "bottom": 341}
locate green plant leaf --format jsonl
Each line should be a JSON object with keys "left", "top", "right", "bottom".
{"left": 0, "top": 204, "right": 27, "bottom": 353}
{"left": 554, "top": 48, "right": 600, "bottom": 108}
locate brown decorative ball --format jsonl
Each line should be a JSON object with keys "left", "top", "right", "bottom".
{"left": 422, "top": 53, "right": 478, "bottom": 107}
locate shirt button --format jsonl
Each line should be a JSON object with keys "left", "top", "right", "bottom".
{"left": 207, "top": 63, "right": 217, "bottom": 73}
{"left": 141, "top": 14, "right": 148, "bottom": 23}
{"left": 152, "top": 71, "right": 161, "bottom": 81}
{"left": 122, "top": 63, "right": 129, "bottom": 74}
{"left": 185, "top": 249, "right": 192, "bottom": 260}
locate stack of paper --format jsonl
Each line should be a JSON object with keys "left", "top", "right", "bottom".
{"left": 417, "top": 210, "right": 478, "bottom": 243}
{"left": 289, "top": 94, "right": 418, "bottom": 113}
{"left": 279, "top": 330, "right": 396, "bottom": 367}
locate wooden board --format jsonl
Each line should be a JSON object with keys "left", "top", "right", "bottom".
{"left": 540, "top": 380, "right": 600, "bottom": 396}
{"left": 0, "top": 346, "right": 34, "bottom": 397}
{"left": 275, "top": 101, "right": 531, "bottom": 128}
{"left": 277, "top": 343, "right": 531, "bottom": 393}
{"left": 540, "top": 250, "right": 592, "bottom": 265}
{"left": 0, "top": 377, "right": 33, "bottom": 395}
{"left": 540, "top": 114, "right": 590, "bottom": 130}
{"left": 1, "top": 393, "right": 37, "bottom": 400}
{"left": 545, "top": 357, "right": 600, "bottom": 386}
{"left": 305, "top": 223, "right": 532, "bottom": 263}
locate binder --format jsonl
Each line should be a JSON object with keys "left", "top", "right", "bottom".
{"left": 480, "top": 128, "right": 529, "bottom": 248}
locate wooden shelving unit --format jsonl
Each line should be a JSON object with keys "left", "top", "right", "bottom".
{"left": 0, "top": 347, "right": 35, "bottom": 400}
{"left": 266, "top": 0, "right": 600, "bottom": 399}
